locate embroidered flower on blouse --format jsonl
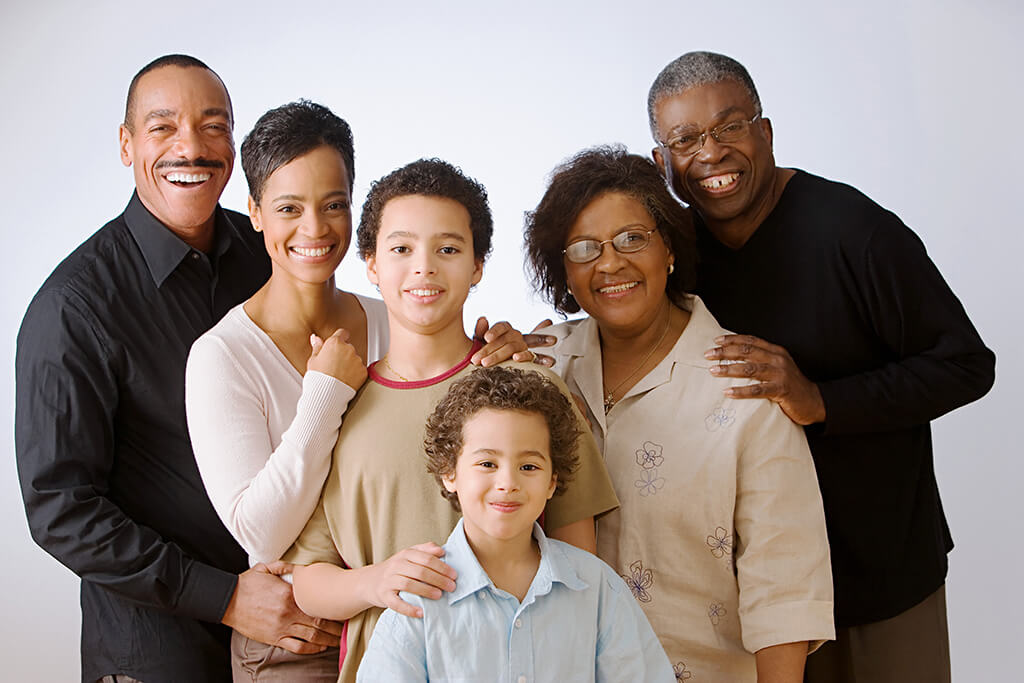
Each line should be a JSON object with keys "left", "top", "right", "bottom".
{"left": 708, "top": 602, "right": 727, "bottom": 626}
{"left": 635, "top": 441, "right": 664, "bottom": 469}
{"left": 674, "top": 662, "right": 693, "bottom": 681}
{"left": 635, "top": 468, "right": 666, "bottom": 496}
{"left": 704, "top": 405, "right": 736, "bottom": 432}
{"left": 621, "top": 560, "right": 654, "bottom": 603}
{"left": 706, "top": 526, "right": 733, "bottom": 558}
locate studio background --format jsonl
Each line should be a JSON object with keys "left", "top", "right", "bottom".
{"left": 2, "top": 1, "right": 1020, "bottom": 679}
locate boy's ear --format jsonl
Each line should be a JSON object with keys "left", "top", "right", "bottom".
{"left": 366, "top": 255, "right": 379, "bottom": 285}
{"left": 546, "top": 474, "right": 557, "bottom": 500}
{"left": 470, "top": 258, "right": 483, "bottom": 286}
{"left": 442, "top": 472, "right": 457, "bottom": 494}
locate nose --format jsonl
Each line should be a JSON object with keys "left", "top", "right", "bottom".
{"left": 495, "top": 469, "right": 520, "bottom": 493}
{"left": 302, "top": 210, "right": 331, "bottom": 238}
{"left": 694, "top": 133, "right": 728, "bottom": 164}
{"left": 593, "top": 239, "right": 628, "bottom": 273}
{"left": 413, "top": 251, "right": 438, "bottom": 275}
{"left": 171, "top": 124, "right": 208, "bottom": 161}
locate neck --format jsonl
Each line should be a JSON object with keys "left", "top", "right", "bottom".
{"left": 248, "top": 272, "right": 342, "bottom": 338}
{"left": 382, "top": 315, "right": 473, "bottom": 381}
{"left": 705, "top": 166, "right": 794, "bottom": 249}
{"left": 598, "top": 297, "right": 675, "bottom": 356}
{"left": 462, "top": 521, "right": 540, "bottom": 602}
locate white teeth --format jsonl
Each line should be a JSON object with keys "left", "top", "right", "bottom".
{"left": 292, "top": 246, "right": 331, "bottom": 257}
{"left": 409, "top": 288, "right": 441, "bottom": 297}
{"left": 598, "top": 282, "right": 638, "bottom": 294}
{"left": 166, "top": 172, "right": 212, "bottom": 183}
{"left": 699, "top": 173, "right": 739, "bottom": 190}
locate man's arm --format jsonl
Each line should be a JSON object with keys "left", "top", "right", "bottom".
{"left": 705, "top": 218, "right": 994, "bottom": 434}
{"left": 15, "top": 288, "right": 337, "bottom": 652}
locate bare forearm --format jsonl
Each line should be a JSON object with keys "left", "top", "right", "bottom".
{"left": 755, "top": 641, "right": 807, "bottom": 683}
{"left": 549, "top": 517, "right": 596, "bottom": 554}
{"left": 292, "top": 562, "right": 374, "bottom": 621}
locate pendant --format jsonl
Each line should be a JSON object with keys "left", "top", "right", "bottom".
{"left": 604, "top": 392, "right": 615, "bottom": 414}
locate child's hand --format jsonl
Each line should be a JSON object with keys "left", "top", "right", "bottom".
{"left": 308, "top": 330, "right": 367, "bottom": 390}
{"left": 366, "top": 542, "right": 458, "bottom": 618}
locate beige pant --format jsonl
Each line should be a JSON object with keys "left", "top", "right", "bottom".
{"left": 230, "top": 630, "right": 340, "bottom": 683}
{"left": 804, "top": 584, "right": 951, "bottom": 683}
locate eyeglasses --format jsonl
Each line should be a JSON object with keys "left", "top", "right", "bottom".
{"left": 563, "top": 228, "right": 655, "bottom": 264}
{"left": 659, "top": 114, "right": 761, "bottom": 157}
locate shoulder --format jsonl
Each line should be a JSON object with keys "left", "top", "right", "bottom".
{"left": 784, "top": 170, "right": 915, "bottom": 250}
{"left": 491, "top": 359, "right": 574, "bottom": 394}
{"left": 187, "top": 304, "right": 253, "bottom": 368}
{"left": 353, "top": 292, "right": 388, "bottom": 320}
{"left": 547, "top": 537, "right": 631, "bottom": 596}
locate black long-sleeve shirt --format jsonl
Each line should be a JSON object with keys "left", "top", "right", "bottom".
{"left": 694, "top": 170, "right": 995, "bottom": 627}
{"left": 15, "top": 193, "right": 271, "bottom": 682}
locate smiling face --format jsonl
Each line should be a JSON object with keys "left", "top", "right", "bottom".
{"left": 443, "top": 408, "right": 557, "bottom": 546}
{"left": 651, "top": 79, "right": 776, "bottom": 237}
{"left": 248, "top": 145, "right": 351, "bottom": 287}
{"left": 564, "top": 191, "right": 674, "bottom": 336}
{"left": 119, "top": 65, "right": 234, "bottom": 246}
{"left": 365, "top": 194, "right": 482, "bottom": 337}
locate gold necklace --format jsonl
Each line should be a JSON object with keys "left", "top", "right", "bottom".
{"left": 380, "top": 355, "right": 410, "bottom": 382}
{"left": 603, "top": 310, "right": 672, "bottom": 414}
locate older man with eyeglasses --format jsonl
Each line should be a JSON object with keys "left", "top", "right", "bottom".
{"left": 648, "top": 51, "right": 994, "bottom": 683}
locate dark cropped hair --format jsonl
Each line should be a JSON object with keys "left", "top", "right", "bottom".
{"left": 356, "top": 158, "right": 493, "bottom": 262}
{"left": 124, "top": 54, "right": 232, "bottom": 133}
{"left": 424, "top": 366, "right": 581, "bottom": 511}
{"left": 240, "top": 100, "right": 355, "bottom": 204}
{"left": 524, "top": 145, "right": 696, "bottom": 315}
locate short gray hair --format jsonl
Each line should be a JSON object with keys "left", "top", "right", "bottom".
{"left": 647, "top": 51, "right": 762, "bottom": 138}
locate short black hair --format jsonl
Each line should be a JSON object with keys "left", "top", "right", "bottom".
{"left": 356, "top": 158, "right": 493, "bottom": 262}
{"left": 424, "top": 366, "right": 581, "bottom": 511}
{"left": 524, "top": 145, "right": 696, "bottom": 315}
{"left": 240, "top": 100, "right": 355, "bottom": 204}
{"left": 123, "top": 54, "right": 232, "bottom": 133}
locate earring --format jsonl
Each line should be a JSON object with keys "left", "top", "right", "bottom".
{"left": 253, "top": 225, "right": 262, "bottom": 233}
{"left": 668, "top": 263, "right": 675, "bottom": 275}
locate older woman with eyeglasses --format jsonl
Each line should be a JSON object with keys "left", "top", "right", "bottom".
{"left": 524, "top": 146, "right": 835, "bottom": 682}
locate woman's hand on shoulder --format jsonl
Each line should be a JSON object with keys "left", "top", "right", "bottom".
{"left": 364, "top": 542, "right": 458, "bottom": 618}
{"left": 308, "top": 330, "right": 367, "bottom": 390}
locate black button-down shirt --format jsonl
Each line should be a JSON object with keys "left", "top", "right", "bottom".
{"left": 16, "top": 193, "right": 271, "bottom": 682}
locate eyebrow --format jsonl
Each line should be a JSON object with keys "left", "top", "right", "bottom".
{"left": 667, "top": 105, "right": 747, "bottom": 135}
{"left": 271, "top": 189, "right": 350, "bottom": 203}
{"left": 569, "top": 223, "right": 651, "bottom": 241}
{"left": 142, "top": 107, "right": 231, "bottom": 123}
{"left": 383, "top": 230, "right": 467, "bottom": 242}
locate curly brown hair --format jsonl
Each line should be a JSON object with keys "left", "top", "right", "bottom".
{"left": 524, "top": 145, "right": 696, "bottom": 315}
{"left": 356, "top": 157, "right": 493, "bottom": 262}
{"left": 424, "top": 366, "right": 581, "bottom": 511}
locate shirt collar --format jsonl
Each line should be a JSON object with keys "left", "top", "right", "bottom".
{"left": 124, "top": 191, "right": 233, "bottom": 287}
{"left": 444, "top": 518, "right": 587, "bottom": 606}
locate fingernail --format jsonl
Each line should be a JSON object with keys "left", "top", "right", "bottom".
{"left": 724, "top": 388, "right": 735, "bottom": 396}
{"left": 546, "top": 336, "right": 556, "bottom": 344}
{"left": 704, "top": 350, "right": 716, "bottom": 359}
{"left": 709, "top": 365, "right": 722, "bottom": 375}
{"left": 714, "top": 336, "right": 724, "bottom": 344}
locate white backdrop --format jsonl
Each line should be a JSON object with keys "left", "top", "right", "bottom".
{"left": 2, "top": 0, "right": 1020, "bottom": 679}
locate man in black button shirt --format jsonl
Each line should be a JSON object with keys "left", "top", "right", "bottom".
{"left": 647, "top": 52, "right": 995, "bottom": 683}
{"left": 15, "top": 55, "right": 340, "bottom": 683}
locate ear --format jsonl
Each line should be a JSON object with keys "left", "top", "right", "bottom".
{"left": 247, "top": 195, "right": 262, "bottom": 232}
{"left": 366, "top": 254, "right": 379, "bottom": 285}
{"left": 442, "top": 472, "right": 458, "bottom": 494}
{"left": 546, "top": 474, "right": 557, "bottom": 500}
{"left": 470, "top": 258, "right": 484, "bottom": 286}
{"left": 652, "top": 146, "right": 666, "bottom": 176}
{"left": 119, "top": 124, "right": 133, "bottom": 168}
{"left": 760, "top": 116, "right": 774, "bottom": 149}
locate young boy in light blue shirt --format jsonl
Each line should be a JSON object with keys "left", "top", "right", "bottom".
{"left": 357, "top": 366, "right": 673, "bottom": 682}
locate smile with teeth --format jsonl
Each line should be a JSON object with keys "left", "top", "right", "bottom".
{"left": 291, "top": 245, "right": 333, "bottom": 257}
{"left": 165, "top": 171, "right": 212, "bottom": 185}
{"left": 408, "top": 288, "right": 441, "bottom": 297}
{"left": 598, "top": 281, "right": 638, "bottom": 294}
{"left": 699, "top": 173, "right": 739, "bottom": 190}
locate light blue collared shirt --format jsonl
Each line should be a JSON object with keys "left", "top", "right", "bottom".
{"left": 356, "top": 518, "right": 674, "bottom": 682}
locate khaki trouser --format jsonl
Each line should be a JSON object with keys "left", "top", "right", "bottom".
{"left": 230, "top": 630, "right": 340, "bottom": 682}
{"left": 804, "top": 584, "right": 951, "bottom": 683}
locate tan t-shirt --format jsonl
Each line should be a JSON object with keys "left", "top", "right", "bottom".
{"left": 549, "top": 296, "right": 835, "bottom": 682}
{"left": 285, "top": 353, "right": 618, "bottom": 682}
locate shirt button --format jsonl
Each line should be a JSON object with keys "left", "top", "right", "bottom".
{"left": 514, "top": 618, "right": 522, "bottom": 629}
{"left": 190, "top": 251, "right": 201, "bottom": 260}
